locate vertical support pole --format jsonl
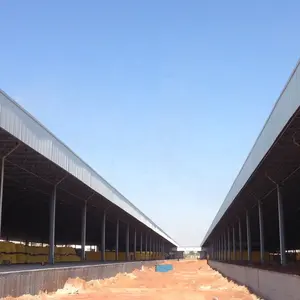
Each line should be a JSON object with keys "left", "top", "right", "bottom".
{"left": 81, "top": 200, "right": 87, "bottom": 261}
{"left": 227, "top": 227, "right": 231, "bottom": 261}
{"left": 140, "top": 232, "right": 143, "bottom": 254}
{"left": 101, "top": 211, "right": 106, "bottom": 261}
{"left": 246, "top": 210, "right": 252, "bottom": 263}
{"left": 233, "top": 225, "right": 236, "bottom": 261}
{"left": 258, "top": 200, "right": 265, "bottom": 264}
{"left": 134, "top": 228, "right": 137, "bottom": 260}
{"left": 149, "top": 235, "right": 152, "bottom": 260}
{"left": 126, "top": 223, "right": 130, "bottom": 261}
{"left": 224, "top": 232, "right": 227, "bottom": 261}
{"left": 0, "top": 158, "right": 5, "bottom": 237}
{"left": 145, "top": 233, "right": 148, "bottom": 259}
{"left": 49, "top": 185, "right": 57, "bottom": 264}
{"left": 277, "top": 185, "right": 286, "bottom": 266}
{"left": 238, "top": 217, "right": 242, "bottom": 261}
{"left": 115, "top": 219, "right": 119, "bottom": 261}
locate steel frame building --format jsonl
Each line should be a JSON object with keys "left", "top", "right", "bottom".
{"left": 0, "top": 90, "right": 178, "bottom": 264}
{"left": 201, "top": 59, "right": 300, "bottom": 267}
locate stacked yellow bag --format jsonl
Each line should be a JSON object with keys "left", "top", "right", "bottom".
{"left": 86, "top": 251, "right": 101, "bottom": 261}
{"left": 15, "top": 244, "right": 27, "bottom": 264}
{"left": 0, "top": 242, "right": 17, "bottom": 264}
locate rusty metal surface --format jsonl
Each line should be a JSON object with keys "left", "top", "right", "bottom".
{"left": 0, "top": 260, "right": 160, "bottom": 298}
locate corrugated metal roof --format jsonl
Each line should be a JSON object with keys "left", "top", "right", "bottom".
{"left": 0, "top": 90, "right": 178, "bottom": 247}
{"left": 201, "top": 59, "right": 300, "bottom": 246}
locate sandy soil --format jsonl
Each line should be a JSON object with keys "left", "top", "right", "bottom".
{"left": 5, "top": 260, "right": 260, "bottom": 300}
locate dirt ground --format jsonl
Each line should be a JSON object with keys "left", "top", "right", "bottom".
{"left": 6, "top": 260, "right": 260, "bottom": 300}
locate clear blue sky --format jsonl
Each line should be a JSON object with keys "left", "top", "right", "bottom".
{"left": 1, "top": 0, "right": 300, "bottom": 246}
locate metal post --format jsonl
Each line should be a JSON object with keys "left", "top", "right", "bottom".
{"left": 140, "top": 232, "right": 143, "bottom": 254}
{"left": 0, "top": 158, "right": 5, "bottom": 238}
{"left": 115, "top": 219, "right": 119, "bottom": 261}
{"left": 277, "top": 185, "right": 286, "bottom": 266}
{"left": 258, "top": 200, "right": 265, "bottom": 264}
{"left": 0, "top": 144, "right": 19, "bottom": 237}
{"left": 227, "top": 227, "right": 231, "bottom": 261}
{"left": 81, "top": 200, "right": 87, "bottom": 261}
{"left": 126, "top": 223, "right": 130, "bottom": 261}
{"left": 233, "top": 225, "right": 236, "bottom": 261}
{"left": 224, "top": 232, "right": 227, "bottom": 261}
{"left": 246, "top": 210, "right": 252, "bottom": 263}
{"left": 134, "top": 228, "right": 137, "bottom": 260}
{"left": 238, "top": 218, "right": 242, "bottom": 261}
{"left": 49, "top": 185, "right": 57, "bottom": 264}
{"left": 145, "top": 233, "right": 148, "bottom": 259}
{"left": 101, "top": 211, "right": 106, "bottom": 261}
{"left": 149, "top": 235, "right": 152, "bottom": 260}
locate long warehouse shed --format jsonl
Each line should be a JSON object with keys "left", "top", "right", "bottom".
{"left": 0, "top": 90, "right": 178, "bottom": 264}
{"left": 201, "top": 59, "right": 300, "bottom": 299}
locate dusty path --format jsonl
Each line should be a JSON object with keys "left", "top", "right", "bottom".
{"left": 6, "top": 260, "right": 259, "bottom": 300}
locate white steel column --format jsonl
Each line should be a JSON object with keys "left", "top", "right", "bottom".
{"left": 115, "top": 219, "right": 119, "bottom": 261}
{"left": 49, "top": 186, "right": 57, "bottom": 264}
{"left": 0, "top": 144, "right": 19, "bottom": 237}
{"left": 126, "top": 223, "right": 130, "bottom": 261}
{"left": 140, "top": 232, "right": 143, "bottom": 254}
{"left": 224, "top": 232, "right": 227, "bottom": 261}
{"left": 258, "top": 200, "right": 265, "bottom": 264}
{"left": 238, "top": 218, "right": 242, "bottom": 261}
{"left": 101, "top": 211, "right": 106, "bottom": 261}
{"left": 232, "top": 225, "right": 236, "bottom": 261}
{"left": 277, "top": 185, "right": 286, "bottom": 266}
{"left": 246, "top": 210, "right": 252, "bottom": 263}
{"left": 81, "top": 200, "right": 87, "bottom": 261}
{"left": 145, "top": 233, "right": 148, "bottom": 259}
{"left": 227, "top": 227, "right": 231, "bottom": 261}
{"left": 134, "top": 228, "right": 137, "bottom": 260}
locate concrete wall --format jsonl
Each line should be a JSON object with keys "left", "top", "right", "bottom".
{"left": 209, "top": 261, "right": 300, "bottom": 300}
{"left": 0, "top": 260, "right": 160, "bottom": 298}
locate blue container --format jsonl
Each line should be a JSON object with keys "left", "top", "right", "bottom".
{"left": 155, "top": 264, "right": 173, "bottom": 273}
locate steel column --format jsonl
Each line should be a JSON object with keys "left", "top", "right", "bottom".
{"left": 49, "top": 186, "right": 57, "bottom": 264}
{"left": 134, "top": 228, "right": 137, "bottom": 260}
{"left": 149, "top": 235, "right": 152, "bottom": 259}
{"left": 115, "top": 219, "right": 119, "bottom": 261}
{"left": 224, "top": 232, "right": 227, "bottom": 261}
{"left": 227, "top": 227, "right": 231, "bottom": 261}
{"left": 0, "top": 144, "right": 19, "bottom": 237}
{"left": 246, "top": 210, "right": 252, "bottom": 263}
{"left": 101, "top": 212, "right": 106, "bottom": 261}
{"left": 140, "top": 232, "right": 143, "bottom": 254}
{"left": 233, "top": 225, "right": 236, "bottom": 261}
{"left": 126, "top": 223, "right": 130, "bottom": 261}
{"left": 81, "top": 200, "right": 87, "bottom": 261}
{"left": 258, "top": 200, "right": 265, "bottom": 264}
{"left": 277, "top": 185, "right": 286, "bottom": 266}
{"left": 238, "top": 218, "right": 242, "bottom": 261}
{"left": 145, "top": 233, "right": 148, "bottom": 258}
